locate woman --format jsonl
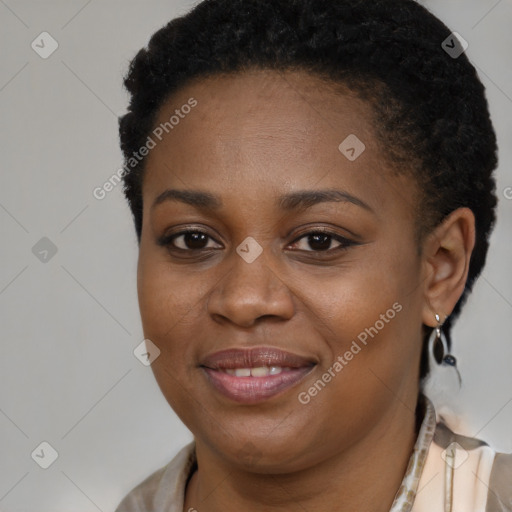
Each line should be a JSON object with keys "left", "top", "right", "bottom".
{"left": 115, "top": 0, "right": 511, "bottom": 510}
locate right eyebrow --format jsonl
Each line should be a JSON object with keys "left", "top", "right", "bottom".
{"left": 151, "top": 189, "right": 222, "bottom": 212}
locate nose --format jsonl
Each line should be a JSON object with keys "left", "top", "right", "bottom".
{"left": 207, "top": 250, "right": 295, "bottom": 328}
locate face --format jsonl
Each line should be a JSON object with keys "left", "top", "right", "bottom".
{"left": 137, "top": 69, "right": 427, "bottom": 472}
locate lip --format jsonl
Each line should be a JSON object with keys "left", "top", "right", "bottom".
{"left": 200, "top": 346, "right": 317, "bottom": 404}
{"left": 200, "top": 346, "right": 317, "bottom": 370}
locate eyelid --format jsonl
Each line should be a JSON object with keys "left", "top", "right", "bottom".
{"left": 290, "top": 226, "right": 349, "bottom": 240}
{"left": 285, "top": 221, "right": 361, "bottom": 241}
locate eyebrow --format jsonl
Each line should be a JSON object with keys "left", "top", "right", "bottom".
{"left": 152, "top": 189, "right": 222, "bottom": 211}
{"left": 278, "top": 189, "right": 373, "bottom": 212}
{"left": 151, "top": 188, "right": 373, "bottom": 213}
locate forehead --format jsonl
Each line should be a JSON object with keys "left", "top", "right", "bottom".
{"left": 148, "top": 69, "right": 377, "bottom": 158}
{"left": 142, "top": 69, "right": 414, "bottom": 217}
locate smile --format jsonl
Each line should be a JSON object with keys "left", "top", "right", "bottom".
{"left": 200, "top": 347, "right": 317, "bottom": 403}
{"left": 221, "top": 366, "right": 287, "bottom": 376}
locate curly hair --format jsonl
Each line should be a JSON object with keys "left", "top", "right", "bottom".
{"left": 118, "top": 0, "right": 498, "bottom": 378}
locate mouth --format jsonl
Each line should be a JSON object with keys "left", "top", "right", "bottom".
{"left": 200, "top": 347, "right": 317, "bottom": 404}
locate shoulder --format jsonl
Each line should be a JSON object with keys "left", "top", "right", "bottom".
{"left": 114, "top": 442, "right": 196, "bottom": 512}
{"left": 486, "top": 451, "right": 512, "bottom": 511}
{"left": 114, "top": 464, "right": 169, "bottom": 512}
{"left": 434, "top": 421, "right": 512, "bottom": 510}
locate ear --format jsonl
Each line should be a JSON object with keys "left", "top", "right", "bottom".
{"left": 421, "top": 207, "right": 476, "bottom": 327}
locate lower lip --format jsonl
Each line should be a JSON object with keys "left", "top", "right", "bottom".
{"left": 202, "top": 367, "right": 315, "bottom": 404}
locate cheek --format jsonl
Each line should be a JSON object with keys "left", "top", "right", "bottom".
{"left": 136, "top": 253, "right": 212, "bottom": 417}
{"left": 291, "top": 256, "right": 421, "bottom": 439}
{"left": 301, "top": 246, "right": 416, "bottom": 326}
{"left": 295, "top": 240, "right": 422, "bottom": 377}
{"left": 136, "top": 251, "right": 209, "bottom": 357}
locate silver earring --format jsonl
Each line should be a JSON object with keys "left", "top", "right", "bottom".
{"left": 423, "top": 313, "right": 463, "bottom": 430}
{"left": 431, "top": 314, "right": 457, "bottom": 367}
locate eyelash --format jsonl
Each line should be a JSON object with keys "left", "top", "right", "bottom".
{"left": 157, "top": 227, "right": 356, "bottom": 255}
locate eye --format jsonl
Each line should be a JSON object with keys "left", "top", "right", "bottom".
{"left": 287, "top": 229, "right": 355, "bottom": 252}
{"left": 158, "top": 229, "right": 222, "bottom": 252}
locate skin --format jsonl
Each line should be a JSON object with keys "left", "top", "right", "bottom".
{"left": 136, "top": 69, "right": 475, "bottom": 512}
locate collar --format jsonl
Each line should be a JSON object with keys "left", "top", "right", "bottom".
{"left": 389, "top": 394, "right": 437, "bottom": 511}
{"left": 152, "top": 395, "right": 438, "bottom": 512}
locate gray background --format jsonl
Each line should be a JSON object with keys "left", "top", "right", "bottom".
{"left": 0, "top": 0, "right": 511, "bottom": 510}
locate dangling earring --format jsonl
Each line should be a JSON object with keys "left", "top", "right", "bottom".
{"left": 425, "top": 313, "right": 462, "bottom": 391}
{"left": 422, "top": 313, "right": 464, "bottom": 431}
{"left": 430, "top": 313, "right": 458, "bottom": 369}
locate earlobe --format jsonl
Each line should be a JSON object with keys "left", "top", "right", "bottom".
{"left": 421, "top": 207, "right": 476, "bottom": 327}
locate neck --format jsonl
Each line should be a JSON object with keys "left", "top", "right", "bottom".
{"left": 184, "top": 394, "right": 423, "bottom": 512}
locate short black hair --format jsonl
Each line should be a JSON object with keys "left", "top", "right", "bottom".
{"left": 118, "top": 0, "right": 498, "bottom": 378}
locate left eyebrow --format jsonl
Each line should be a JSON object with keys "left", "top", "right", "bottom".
{"left": 277, "top": 189, "right": 374, "bottom": 213}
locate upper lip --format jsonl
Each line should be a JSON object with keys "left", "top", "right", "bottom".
{"left": 200, "top": 347, "right": 317, "bottom": 370}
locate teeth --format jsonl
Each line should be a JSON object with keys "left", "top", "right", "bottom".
{"left": 223, "top": 367, "right": 285, "bottom": 377}
{"left": 251, "top": 367, "right": 270, "bottom": 377}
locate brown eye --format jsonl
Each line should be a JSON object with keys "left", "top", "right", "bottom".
{"left": 288, "top": 230, "right": 355, "bottom": 253}
{"left": 175, "top": 232, "right": 210, "bottom": 250}
{"left": 304, "top": 233, "right": 335, "bottom": 251}
{"left": 159, "top": 230, "right": 221, "bottom": 251}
